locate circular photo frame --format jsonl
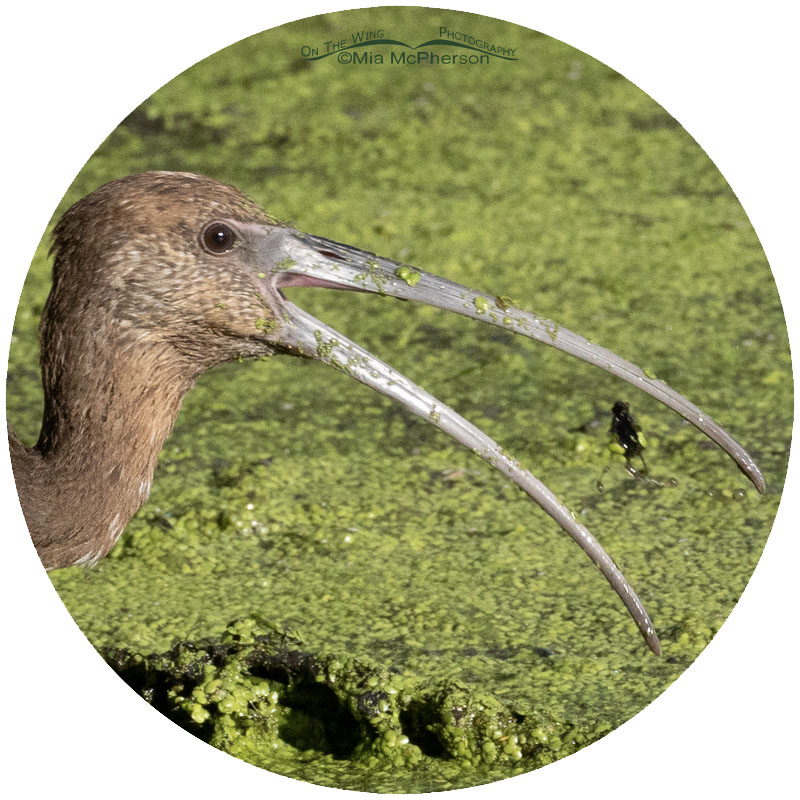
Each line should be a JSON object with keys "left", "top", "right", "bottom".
{"left": 4, "top": 4, "right": 795, "bottom": 797}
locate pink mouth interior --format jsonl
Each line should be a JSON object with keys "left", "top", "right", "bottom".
{"left": 276, "top": 272, "right": 370, "bottom": 293}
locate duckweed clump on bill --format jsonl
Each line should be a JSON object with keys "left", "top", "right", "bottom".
{"left": 6, "top": 7, "right": 791, "bottom": 793}
{"left": 395, "top": 266, "right": 421, "bottom": 286}
{"left": 473, "top": 296, "right": 490, "bottom": 314}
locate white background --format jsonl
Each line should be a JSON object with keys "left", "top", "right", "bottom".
{"left": 2, "top": 2, "right": 797, "bottom": 798}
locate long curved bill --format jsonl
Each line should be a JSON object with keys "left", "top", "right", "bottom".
{"left": 265, "top": 229, "right": 765, "bottom": 654}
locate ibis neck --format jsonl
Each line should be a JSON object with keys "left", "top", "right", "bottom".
{"left": 13, "top": 320, "right": 200, "bottom": 570}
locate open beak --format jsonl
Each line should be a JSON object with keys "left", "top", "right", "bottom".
{"left": 257, "top": 228, "right": 766, "bottom": 655}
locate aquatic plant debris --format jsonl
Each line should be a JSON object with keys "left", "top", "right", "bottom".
{"left": 6, "top": 7, "right": 790, "bottom": 794}
{"left": 395, "top": 266, "right": 422, "bottom": 286}
{"left": 105, "top": 617, "right": 606, "bottom": 785}
{"left": 473, "top": 296, "right": 490, "bottom": 314}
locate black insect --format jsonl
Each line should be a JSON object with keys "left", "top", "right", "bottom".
{"left": 595, "top": 400, "right": 655, "bottom": 492}
{"left": 610, "top": 400, "right": 648, "bottom": 475}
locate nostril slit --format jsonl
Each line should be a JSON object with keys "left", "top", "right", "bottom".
{"left": 317, "top": 249, "right": 344, "bottom": 260}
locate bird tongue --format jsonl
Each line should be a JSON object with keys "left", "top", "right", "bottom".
{"left": 278, "top": 273, "right": 367, "bottom": 292}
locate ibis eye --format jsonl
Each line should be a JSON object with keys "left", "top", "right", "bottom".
{"left": 201, "top": 222, "right": 236, "bottom": 254}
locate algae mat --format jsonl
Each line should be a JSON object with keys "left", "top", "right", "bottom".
{"left": 6, "top": 8, "right": 792, "bottom": 793}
